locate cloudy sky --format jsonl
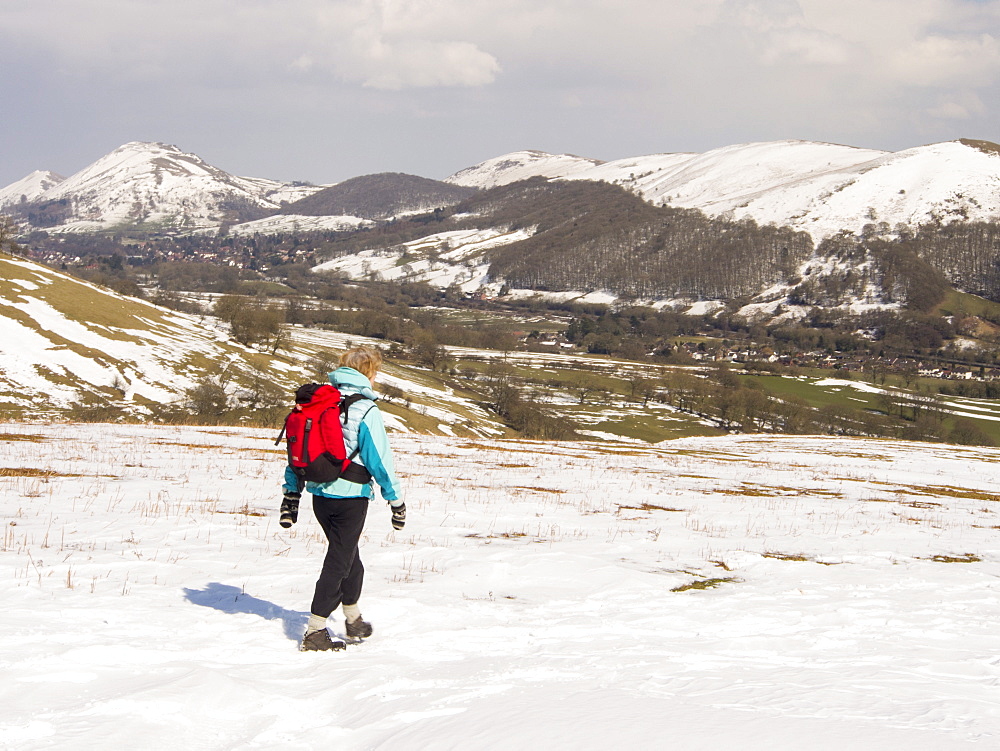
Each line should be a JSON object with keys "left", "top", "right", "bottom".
{"left": 2, "top": 0, "right": 1000, "bottom": 187}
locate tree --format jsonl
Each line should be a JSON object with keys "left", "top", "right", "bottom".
{"left": 381, "top": 383, "right": 406, "bottom": 403}
{"left": 567, "top": 373, "right": 602, "bottom": 405}
{"left": 213, "top": 295, "right": 285, "bottom": 349}
{"left": 949, "top": 418, "right": 995, "bottom": 446}
{"left": 186, "top": 377, "right": 229, "bottom": 418}
{"left": 306, "top": 350, "right": 340, "bottom": 380}
{"left": 483, "top": 364, "right": 520, "bottom": 417}
{"left": 481, "top": 328, "right": 519, "bottom": 359}
{"left": 0, "top": 215, "right": 22, "bottom": 255}
{"left": 412, "top": 333, "right": 449, "bottom": 371}
{"left": 626, "top": 374, "right": 650, "bottom": 404}
{"left": 235, "top": 367, "right": 286, "bottom": 421}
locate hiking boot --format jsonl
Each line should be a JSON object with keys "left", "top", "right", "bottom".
{"left": 345, "top": 617, "right": 373, "bottom": 640}
{"left": 300, "top": 628, "right": 346, "bottom": 652}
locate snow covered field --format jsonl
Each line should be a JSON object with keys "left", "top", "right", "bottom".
{"left": 2, "top": 424, "right": 1000, "bottom": 749}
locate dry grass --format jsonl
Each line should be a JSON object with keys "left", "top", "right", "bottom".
{"left": 617, "top": 502, "right": 686, "bottom": 513}
{"left": 713, "top": 483, "right": 844, "bottom": 499}
{"left": 0, "top": 467, "right": 84, "bottom": 478}
{"left": 671, "top": 577, "right": 739, "bottom": 592}
{"left": 216, "top": 503, "right": 267, "bottom": 518}
{"left": 926, "top": 553, "right": 982, "bottom": 563}
{"left": 465, "top": 531, "right": 529, "bottom": 540}
{"left": 762, "top": 552, "right": 811, "bottom": 562}
{"left": 0, "top": 433, "right": 47, "bottom": 443}
{"left": 153, "top": 441, "right": 230, "bottom": 450}
{"left": 865, "top": 481, "right": 1000, "bottom": 503}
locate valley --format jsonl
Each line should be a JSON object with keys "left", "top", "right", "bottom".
{"left": 5, "top": 138, "right": 1000, "bottom": 450}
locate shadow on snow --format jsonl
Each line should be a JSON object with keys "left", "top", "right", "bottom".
{"left": 182, "top": 582, "right": 306, "bottom": 642}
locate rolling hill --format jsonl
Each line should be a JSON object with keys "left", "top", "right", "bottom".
{"left": 281, "top": 172, "right": 475, "bottom": 220}
{"left": 447, "top": 139, "right": 1000, "bottom": 241}
{"left": 4, "top": 142, "right": 324, "bottom": 234}
{"left": 7, "top": 138, "right": 1000, "bottom": 242}
{"left": 0, "top": 251, "right": 506, "bottom": 435}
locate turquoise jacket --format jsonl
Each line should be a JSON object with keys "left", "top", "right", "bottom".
{"left": 282, "top": 367, "right": 402, "bottom": 505}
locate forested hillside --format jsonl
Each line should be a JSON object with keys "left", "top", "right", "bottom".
{"left": 303, "top": 178, "right": 1000, "bottom": 310}
{"left": 467, "top": 180, "right": 811, "bottom": 298}
{"left": 282, "top": 173, "right": 475, "bottom": 220}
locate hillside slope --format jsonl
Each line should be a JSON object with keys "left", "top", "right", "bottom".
{"left": 446, "top": 149, "right": 603, "bottom": 189}
{"left": 314, "top": 179, "right": 815, "bottom": 300}
{"left": 0, "top": 252, "right": 505, "bottom": 435}
{"left": 7, "top": 137, "right": 1000, "bottom": 241}
{"left": 0, "top": 252, "right": 283, "bottom": 416}
{"left": 448, "top": 139, "right": 1000, "bottom": 240}
{"left": 8, "top": 142, "right": 323, "bottom": 233}
{"left": 282, "top": 172, "right": 475, "bottom": 220}
{"left": 0, "top": 170, "right": 65, "bottom": 208}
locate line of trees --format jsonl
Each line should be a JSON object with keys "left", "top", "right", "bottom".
{"left": 657, "top": 368, "right": 994, "bottom": 446}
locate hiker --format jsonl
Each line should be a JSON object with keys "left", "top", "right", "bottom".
{"left": 280, "top": 346, "right": 405, "bottom": 652}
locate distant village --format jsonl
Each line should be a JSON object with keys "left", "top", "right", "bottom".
{"left": 529, "top": 333, "right": 995, "bottom": 381}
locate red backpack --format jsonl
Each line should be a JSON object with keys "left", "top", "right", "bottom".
{"left": 275, "top": 383, "right": 373, "bottom": 484}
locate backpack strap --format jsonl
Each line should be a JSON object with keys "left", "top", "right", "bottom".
{"left": 340, "top": 393, "right": 371, "bottom": 425}
{"left": 274, "top": 414, "right": 290, "bottom": 446}
{"left": 338, "top": 394, "right": 376, "bottom": 484}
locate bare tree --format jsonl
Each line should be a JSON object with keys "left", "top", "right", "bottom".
{"left": 0, "top": 215, "right": 22, "bottom": 256}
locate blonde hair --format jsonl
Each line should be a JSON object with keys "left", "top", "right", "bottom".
{"left": 339, "top": 346, "right": 383, "bottom": 380}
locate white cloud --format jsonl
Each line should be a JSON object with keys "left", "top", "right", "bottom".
{"left": 0, "top": 0, "right": 501, "bottom": 90}
{"left": 928, "top": 101, "right": 974, "bottom": 119}
{"left": 6, "top": 0, "right": 999, "bottom": 97}
{"left": 889, "top": 33, "right": 1000, "bottom": 87}
{"left": 927, "top": 90, "right": 986, "bottom": 119}
{"left": 350, "top": 39, "right": 500, "bottom": 89}
{"left": 4, "top": 0, "right": 1000, "bottom": 187}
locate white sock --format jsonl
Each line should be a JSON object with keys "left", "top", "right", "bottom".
{"left": 343, "top": 603, "right": 362, "bottom": 624}
{"left": 305, "top": 613, "right": 327, "bottom": 635}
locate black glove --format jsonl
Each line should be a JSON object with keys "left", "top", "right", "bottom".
{"left": 280, "top": 492, "right": 300, "bottom": 528}
{"left": 390, "top": 502, "right": 406, "bottom": 531}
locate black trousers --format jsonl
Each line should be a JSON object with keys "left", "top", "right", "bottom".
{"left": 310, "top": 495, "right": 369, "bottom": 618}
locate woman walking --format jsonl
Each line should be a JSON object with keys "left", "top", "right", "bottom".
{"left": 280, "top": 346, "right": 405, "bottom": 651}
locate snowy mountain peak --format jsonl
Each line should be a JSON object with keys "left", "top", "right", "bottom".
{"left": 446, "top": 138, "right": 1000, "bottom": 239}
{"left": 48, "top": 141, "right": 245, "bottom": 200}
{"left": 0, "top": 170, "right": 65, "bottom": 208}
{"left": 8, "top": 141, "right": 325, "bottom": 233}
{"left": 446, "top": 150, "right": 605, "bottom": 189}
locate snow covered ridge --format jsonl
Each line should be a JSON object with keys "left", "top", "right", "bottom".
{"left": 445, "top": 149, "right": 604, "bottom": 189}
{"left": 0, "top": 251, "right": 293, "bottom": 415}
{"left": 0, "top": 170, "right": 65, "bottom": 207}
{"left": 7, "top": 137, "right": 1000, "bottom": 239}
{"left": 191, "top": 213, "right": 373, "bottom": 237}
{"left": 312, "top": 227, "right": 535, "bottom": 294}
{"left": 0, "top": 251, "right": 508, "bottom": 432}
{"left": 447, "top": 139, "right": 1000, "bottom": 240}
{"left": 2, "top": 142, "right": 328, "bottom": 233}
{"left": 2, "top": 424, "right": 1000, "bottom": 747}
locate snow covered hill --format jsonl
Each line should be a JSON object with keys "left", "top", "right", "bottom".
{"left": 0, "top": 252, "right": 506, "bottom": 434}
{"left": 312, "top": 227, "right": 535, "bottom": 292}
{"left": 7, "top": 137, "right": 1000, "bottom": 240}
{"left": 193, "top": 213, "right": 373, "bottom": 237}
{"left": 2, "top": 424, "right": 999, "bottom": 748}
{"left": 446, "top": 149, "right": 604, "bottom": 189}
{"left": 0, "top": 251, "right": 290, "bottom": 416}
{"left": 447, "top": 139, "right": 1000, "bottom": 240}
{"left": 0, "top": 170, "right": 65, "bottom": 208}
{"left": 5, "top": 142, "right": 325, "bottom": 233}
